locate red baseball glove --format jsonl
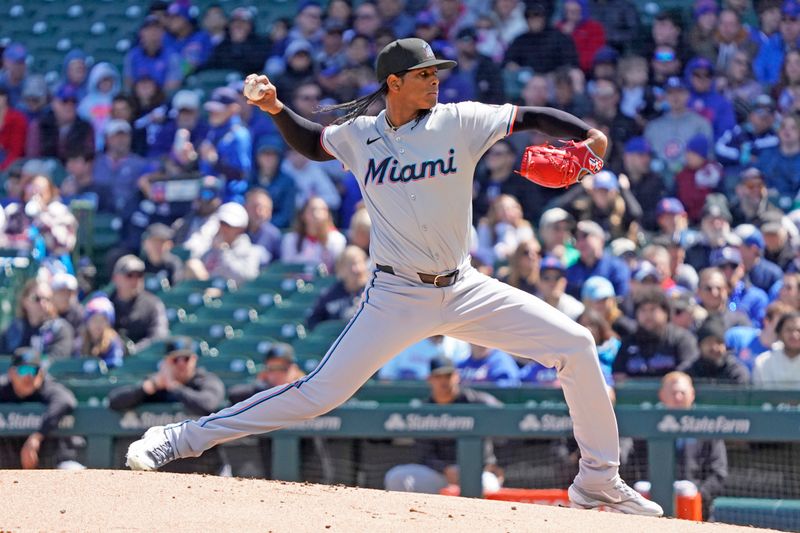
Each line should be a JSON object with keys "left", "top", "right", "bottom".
{"left": 516, "top": 140, "right": 604, "bottom": 189}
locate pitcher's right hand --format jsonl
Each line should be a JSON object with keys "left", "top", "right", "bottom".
{"left": 244, "top": 74, "right": 283, "bottom": 115}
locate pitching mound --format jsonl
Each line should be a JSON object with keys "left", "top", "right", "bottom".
{"left": 1, "top": 470, "right": 775, "bottom": 532}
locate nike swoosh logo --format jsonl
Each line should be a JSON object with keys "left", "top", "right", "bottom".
{"left": 366, "top": 137, "right": 382, "bottom": 145}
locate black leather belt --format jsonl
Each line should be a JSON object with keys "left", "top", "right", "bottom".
{"left": 376, "top": 264, "right": 459, "bottom": 287}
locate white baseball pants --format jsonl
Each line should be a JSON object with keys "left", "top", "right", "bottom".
{"left": 165, "top": 266, "right": 620, "bottom": 489}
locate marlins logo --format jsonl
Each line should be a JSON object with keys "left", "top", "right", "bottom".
{"left": 588, "top": 157, "right": 603, "bottom": 173}
{"left": 422, "top": 42, "right": 435, "bottom": 60}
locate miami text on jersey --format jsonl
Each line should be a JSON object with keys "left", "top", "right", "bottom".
{"left": 363, "top": 149, "right": 457, "bottom": 186}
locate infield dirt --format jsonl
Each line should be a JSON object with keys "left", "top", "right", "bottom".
{"left": 0, "top": 470, "right": 777, "bottom": 532}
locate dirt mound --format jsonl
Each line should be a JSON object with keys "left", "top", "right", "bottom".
{"left": 0, "top": 470, "right": 774, "bottom": 532}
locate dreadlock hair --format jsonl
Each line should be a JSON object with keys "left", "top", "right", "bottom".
{"left": 317, "top": 70, "right": 432, "bottom": 127}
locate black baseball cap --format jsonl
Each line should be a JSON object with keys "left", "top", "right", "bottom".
{"left": 376, "top": 38, "right": 457, "bottom": 82}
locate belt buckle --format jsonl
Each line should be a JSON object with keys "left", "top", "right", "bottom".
{"left": 433, "top": 270, "right": 456, "bottom": 287}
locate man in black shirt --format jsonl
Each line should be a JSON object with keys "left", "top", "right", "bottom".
{"left": 613, "top": 288, "right": 699, "bottom": 380}
{"left": 383, "top": 356, "right": 503, "bottom": 493}
{"left": 504, "top": 3, "right": 579, "bottom": 75}
{"left": 685, "top": 318, "right": 750, "bottom": 384}
{"left": 0, "top": 348, "right": 78, "bottom": 469}
{"left": 142, "top": 223, "right": 184, "bottom": 288}
{"left": 110, "top": 255, "right": 169, "bottom": 354}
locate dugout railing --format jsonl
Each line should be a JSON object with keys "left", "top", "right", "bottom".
{"left": 1, "top": 402, "right": 799, "bottom": 518}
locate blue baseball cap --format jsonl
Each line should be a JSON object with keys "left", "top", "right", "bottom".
{"left": 711, "top": 246, "right": 742, "bottom": 267}
{"left": 665, "top": 76, "right": 688, "bottom": 91}
{"left": 581, "top": 276, "right": 616, "bottom": 301}
{"left": 3, "top": 43, "right": 27, "bottom": 64}
{"left": 633, "top": 261, "right": 662, "bottom": 283}
{"left": 624, "top": 136, "right": 651, "bottom": 154}
{"left": 734, "top": 224, "right": 765, "bottom": 249}
{"left": 167, "top": 2, "right": 193, "bottom": 20}
{"left": 55, "top": 84, "right": 79, "bottom": 102}
{"left": 783, "top": 0, "right": 800, "bottom": 18}
{"left": 539, "top": 255, "right": 566, "bottom": 274}
{"left": 593, "top": 170, "right": 619, "bottom": 191}
{"left": 656, "top": 197, "right": 687, "bottom": 216}
{"left": 686, "top": 134, "right": 709, "bottom": 157}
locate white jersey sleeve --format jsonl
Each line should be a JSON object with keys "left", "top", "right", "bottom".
{"left": 320, "top": 122, "right": 359, "bottom": 172}
{"left": 454, "top": 101, "right": 518, "bottom": 161}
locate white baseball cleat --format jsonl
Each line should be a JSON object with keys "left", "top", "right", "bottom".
{"left": 125, "top": 426, "right": 177, "bottom": 471}
{"left": 568, "top": 479, "right": 665, "bottom": 517}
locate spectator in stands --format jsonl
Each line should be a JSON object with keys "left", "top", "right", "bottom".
{"left": 379, "top": 336, "right": 471, "bottom": 380}
{"left": 555, "top": 0, "right": 605, "bottom": 73}
{"left": 618, "top": 55, "right": 658, "bottom": 125}
{"left": 753, "top": 311, "right": 800, "bottom": 386}
{"left": 581, "top": 276, "right": 636, "bottom": 337}
{"left": 675, "top": 134, "right": 725, "bottom": 224}
{"left": 686, "top": 317, "right": 750, "bottom": 383}
{"left": 0, "top": 43, "right": 28, "bottom": 108}
{"left": 775, "top": 50, "right": 800, "bottom": 113}
{"left": 717, "top": 50, "right": 764, "bottom": 119}
{"left": 0, "top": 86, "right": 28, "bottom": 171}
{"left": 645, "top": 76, "right": 714, "bottom": 180}
{"left": 588, "top": 80, "right": 639, "bottom": 172}
{"left": 201, "top": 4, "right": 228, "bottom": 48}
{"left": 755, "top": 111, "right": 800, "bottom": 211}
{"left": 227, "top": 343, "right": 304, "bottom": 404}
{"left": 686, "top": 57, "right": 737, "bottom": 142}
{"left": 281, "top": 196, "right": 346, "bottom": 272}
{"left": 689, "top": 0, "right": 720, "bottom": 61}
{"left": 59, "top": 151, "right": 115, "bottom": 214}
{"left": 552, "top": 170, "right": 643, "bottom": 241}
{"left": 56, "top": 49, "right": 89, "bottom": 103}
{"left": 110, "top": 254, "right": 169, "bottom": 353}
{"left": 754, "top": 0, "right": 800, "bottom": 86}
{"left": 307, "top": 245, "right": 369, "bottom": 330}
{"left": 50, "top": 273, "right": 82, "bottom": 335}
{"left": 347, "top": 207, "right": 371, "bottom": 256}
{"left": 93, "top": 120, "right": 150, "bottom": 214}
{"left": 476, "top": 194, "right": 534, "bottom": 264}
{"left": 142, "top": 223, "right": 184, "bottom": 288}
{"left": 696, "top": 266, "right": 752, "bottom": 329}
{"left": 712, "top": 246, "right": 769, "bottom": 326}
{"left": 79, "top": 295, "right": 125, "bottom": 369}
{"left": 200, "top": 87, "right": 252, "bottom": 201}
{"left": 538, "top": 208, "right": 579, "bottom": 267}
{"left": 244, "top": 188, "right": 281, "bottom": 264}
{"left": 613, "top": 288, "right": 699, "bottom": 380}
{"left": 20, "top": 75, "right": 49, "bottom": 123}
{"left": 734, "top": 224, "right": 784, "bottom": 293}
{"left": 644, "top": 9, "right": 688, "bottom": 61}
{"left": 109, "top": 94, "right": 149, "bottom": 157}
{"left": 0, "top": 280, "right": 74, "bottom": 359}
{"left": 123, "top": 16, "right": 183, "bottom": 94}
{"left": 777, "top": 272, "right": 800, "bottom": 309}
{"left": 458, "top": 343, "right": 520, "bottom": 387}
{"left": 589, "top": 0, "right": 639, "bottom": 53}
{"left": 566, "top": 220, "right": 630, "bottom": 299}
{"left": 551, "top": 67, "right": 592, "bottom": 118}
{"left": 655, "top": 198, "right": 692, "bottom": 247}
{"left": 281, "top": 144, "right": 342, "bottom": 213}
{"left": 78, "top": 62, "right": 121, "bottom": 152}
{"left": 251, "top": 137, "right": 295, "bottom": 229}
{"left": 577, "top": 308, "right": 619, "bottom": 383}
{"left": 164, "top": 2, "right": 213, "bottom": 76}
{"left": 668, "top": 286, "right": 707, "bottom": 334}
{"left": 185, "top": 202, "right": 261, "bottom": 284}
{"left": 762, "top": 216, "right": 796, "bottom": 270}
{"left": 172, "top": 175, "right": 224, "bottom": 258}
{"left": 108, "top": 335, "right": 224, "bottom": 413}
{"left": 0, "top": 348, "right": 78, "bottom": 469}
{"left": 650, "top": 45, "right": 684, "bottom": 89}
{"left": 754, "top": 0, "right": 782, "bottom": 46}
{"left": 497, "top": 239, "right": 541, "bottom": 295}
{"left": 634, "top": 372, "right": 728, "bottom": 520}
{"left": 504, "top": 4, "right": 578, "bottom": 74}
{"left": 26, "top": 85, "right": 94, "bottom": 163}
{"left": 453, "top": 27, "right": 505, "bottom": 105}
{"left": 729, "top": 167, "right": 784, "bottom": 227}
{"left": 715, "top": 96, "right": 779, "bottom": 182}
{"left": 473, "top": 140, "right": 539, "bottom": 224}
{"left": 726, "top": 301, "right": 794, "bottom": 370}
{"left": 202, "top": 7, "right": 269, "bottom": 75}
{"left": 685, "top": 195, "right": 736, "bottom": 270}
{"left": 384, "top": 355, "right": 503, "bottom": 494}
{"left": 149, "top": 89, "right": 209, "bottom": 159}
{"left": 536, "top": 255, "right": 584, "bottom": 320}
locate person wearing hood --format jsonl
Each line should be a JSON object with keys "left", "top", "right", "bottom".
{"left": 685, "top": 57, "right": 736, "bottom": 140}
{"left": 675, "top": 134, "right": 725, "bottom": 223}
{"left": 251, "top": 136, "right": 296, "bottom": 229}
{"left": 686, "top": 317, "right": 750, "bottom": 383}
{"left": 754, "top": 0, "right": 800, "bottom": 86}
{"left": 0, "top": 86, "right": 28, "bottom": 171}
{"left": 78, "top": 62, "right": 122, "bottom": 151}
{"left": 56, "top": 49, "right": 90, "bottom": 102}
{"left": 555, "top": 0, "right": 606, "bottom": 73}
{"left": 123, "top": 15, "right": 183, "bottom": 94}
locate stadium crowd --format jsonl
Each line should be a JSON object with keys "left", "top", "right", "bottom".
{"left": 0, "top": 0, "right": 799, "bottom": 505}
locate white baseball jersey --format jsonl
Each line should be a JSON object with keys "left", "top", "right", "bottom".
{"left": 321, "top": 102, "right": 518, "bottom": 275}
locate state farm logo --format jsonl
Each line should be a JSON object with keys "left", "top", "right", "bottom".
{"left": 0, "top": 413, "right": 74, "bottom": 430}
{"left": 383, "top": 413, "right": 475, "bottom": 432}
{"left": 657, "top": 414, "right": 751, "bottom": 434}
{"left": 287, "top": 417, "right": 342, "bottom": 431}
{"left": 518, "top": 414, "right": 573, "bottom": 432}
{"left": 119, "top": 411, "right": 189, "bottom": 430}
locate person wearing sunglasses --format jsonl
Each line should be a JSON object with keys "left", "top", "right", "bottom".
{"left": 0, "top": 348, "right": 78, "bottom": 469}
{"left": 227, "top": 343, "right": 303, "bottom": 404}
{"left": 108, "top": 336, "right": 224, "bottom": 416}
{"left": 0, "top": 279, "right": 75, "bottom": 359}
{"left": 109, "top": 255, "right": 169, "bottom": 354}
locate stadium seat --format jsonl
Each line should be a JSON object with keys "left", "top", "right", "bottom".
{"left": 170, "top": 319, "right": 237, "bottom": 347}
{"left": 199, "top": 356, "right": 257, "bottom": 380}
{"left": 244, "top": 317, "right": 306, "bottom": 342}
{"left": 214, "top": 335, "right": 281, "bottom": 360}
{"left": 306, "top": 319, "right": 348, "bottom": 339}
{"left": 48, "top": 357, "right": 108, "bottom": 378}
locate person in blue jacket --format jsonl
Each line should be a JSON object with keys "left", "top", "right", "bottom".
{"left": 457, "top": 344, "right": 521, "bottom": 387}
{"left": 566, "top": 219, "right": 631, "bottom": 299}
{"left": 685, "top": 57, "right": 736, "bottom": 141}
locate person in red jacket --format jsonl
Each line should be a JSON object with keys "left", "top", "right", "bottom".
{"left": 0, "top": 86, "right": 27, "bottom": 170}
{"left": 556, "top": 0, "right": 606, "bottom": 73}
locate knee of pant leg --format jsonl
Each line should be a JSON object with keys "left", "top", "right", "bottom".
{"left": 565, "top": 324, "right": 596, "bottom": 356}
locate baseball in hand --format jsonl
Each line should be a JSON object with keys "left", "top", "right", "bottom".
{"left": 244, "top": 78, "right": 268, "bottom": 100}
